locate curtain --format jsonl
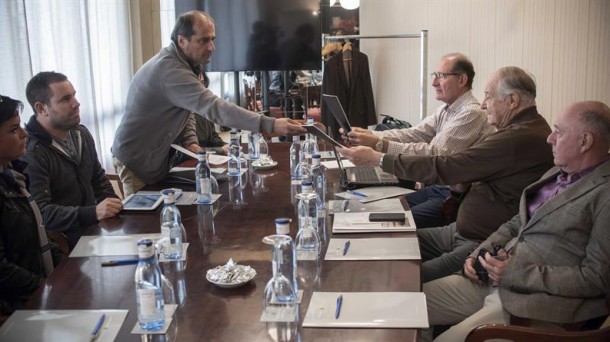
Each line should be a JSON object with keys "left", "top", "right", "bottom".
{"left": 0, "top": 0, "right": 133, "bottom": 171}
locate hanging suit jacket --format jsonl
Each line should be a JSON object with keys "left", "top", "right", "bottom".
{"left": 322, "top": 46, "right": 376, "bottom": 139}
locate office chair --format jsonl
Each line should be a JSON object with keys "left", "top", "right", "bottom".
{"left": 465, "top": 323, "right": 610, "bottom": 342}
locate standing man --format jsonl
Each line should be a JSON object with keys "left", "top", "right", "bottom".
{"left": 422, "top": 101, "right": 610, "bottom": 342}
{"left": 344, "top": 53, "right": 493, "bottom": 228}
{"left": 340, "top": 67, "right": 554, "bottom": 282}
{"left": 112, "top": 10, "right": 304, "bottom": 196}
{"left": 23, "top": 72, "right": 123, "bottom": 248}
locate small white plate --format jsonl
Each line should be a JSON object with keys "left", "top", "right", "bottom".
{"left": 206, "top": 265, "right": 256, "bottom": 288}
{"left": 252, "top": 160, "right": 278, "bottom": 170}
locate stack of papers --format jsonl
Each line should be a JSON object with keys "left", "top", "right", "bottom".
{"left": 334, "top": 186, "right": 414, "bottom": 203}
{"left": 324, "top": 237, "right": 420, "bottom": 260}
{"left": 327, "top": 198, "right": 406, "bottom": 214}
{"left": 303, "top": 292, "right": 428, "bottom": 328}
{"left": 332, "top": 211, "right": 416, "bottom": 233}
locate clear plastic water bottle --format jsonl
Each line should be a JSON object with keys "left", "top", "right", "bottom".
{"left": 289, "top": 135, "right": 303, "bottom": 180}
{"left": 301, "top": 118, "right": 319, "bottom": 168}
{"left": 295, "top": 181, "right": 320, "bottom": 257}
{"left": 228, "top": 130, "right": 241, "bottom": 176}
{"left": 135, "top": 238, "right": 165, "bottom": 331}
{"left": 160, "top": 190, "right": 183, "bottom": 259}
{"left": 310, "top": 154, "right": 326, "bottom": 210}
{"left": 248, "top": 132, "right": 260, "bottom": 160}
{"left": 195, "top": 151, "right": 212, "bottom": 203}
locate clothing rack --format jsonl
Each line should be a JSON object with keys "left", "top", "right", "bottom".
{"left": 323, "top": 31, "right": 429, "bottom": 121}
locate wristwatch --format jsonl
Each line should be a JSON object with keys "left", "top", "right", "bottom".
{"left": 378, "top": 154, "right": 385, "bottom": 168}
{"left": 374, "top": 137, "right": 384, "bottom": 152}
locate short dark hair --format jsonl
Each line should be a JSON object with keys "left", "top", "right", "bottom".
{"left": 445, "top": 53, "right": 475, "bottom": 89}
{"left": 170, "top": 10, "right": 215, "bottom": 45}
{"left": 25, "top": 71, "right": 68, "bottom": 114}
{"left": 0, "top": 95, "right": 24, "bottom": 126}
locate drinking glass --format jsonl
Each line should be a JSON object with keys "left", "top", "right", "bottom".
{"left": 262, "top": 235, "right": 297, "bottom": 321}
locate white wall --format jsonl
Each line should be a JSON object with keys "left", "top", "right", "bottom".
{"left": 359, "top": 0, "right": 610, "bottom": 127}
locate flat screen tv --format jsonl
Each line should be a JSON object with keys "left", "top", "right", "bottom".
{"left": 175, "top": 0, "right": 322, "bottom": 72}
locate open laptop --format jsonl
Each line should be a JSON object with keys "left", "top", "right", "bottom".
{"left": 331, "top": 145, "right": 399, "bottom": 190}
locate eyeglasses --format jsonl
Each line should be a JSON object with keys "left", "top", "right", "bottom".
{"left": 430, "top": 72, "right": 460, "bottom": 80}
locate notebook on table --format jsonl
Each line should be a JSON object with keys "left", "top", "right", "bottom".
{"left": 332, "top": 145, "right": 399, "bottom": 190}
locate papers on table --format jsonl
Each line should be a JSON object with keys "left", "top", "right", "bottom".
{"left": 324, "top": 237, "right": 421, "bottom": 260}
{"left": 0, "top": 309, "right": 128, "bottom": 342}
{"left": 303, "top": 292, "right": 428, "bottom": 328}
{"left": 70, "top": 234, "right": 189, "bottom": 261}
{"left": 321, "top": 159, "right": 354, "bottom": 170}
{"left": 332, "top": 211, "right": 416, "bottom": 233}
{"left": 334, "top": 186, "right": 414, "bottom": 203}
{"left": 170, "top": 144, "right": 231, "bottom": 165}
{"left": 328, "top": 198, "right": 406, "bottom": 214}
{"left": 318, "top": 150, "right": 336, "bottom": 159}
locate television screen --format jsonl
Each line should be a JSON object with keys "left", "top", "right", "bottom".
{"left": 175, "top": 0, "right": 322, "bottom": 72}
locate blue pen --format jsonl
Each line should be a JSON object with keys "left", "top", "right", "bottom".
{"left": 342, "top": 240, "right": 351, "bottom": 255}
{"left": 342, "top": 200, "right": 349, "bottom": 212}
{"left": 348, "top": 190, "right": 368, "bottom": 198}
{"left": 335, "top": 295, "right": 343, "bottom": 319}
{"left": 101, "top": 258, "right": 139, "bottom": 267}
{"left": 91, "top": 314, "right": 105, "bottom": 341}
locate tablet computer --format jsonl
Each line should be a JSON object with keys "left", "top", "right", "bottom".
{"left": 303, "top": 124, "right": 344, "bottom": 147}
{"left": 122, "top": 191, "right": 163, "bottom": 211}
{"left": 322, "top": 94, "right": 352, "bottom": 133}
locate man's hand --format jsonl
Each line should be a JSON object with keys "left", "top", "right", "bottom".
{"left": 96, "top": 198, "right": 123, "bottom": 220}
{"left": 337, "top": 146, "right": 383, "bottom": 166}
{"left": 478, "top": 249, "right": 509, "bottom": 285}
{"left": 462, "top": 257, "right": 479, "bottom": 281}
{"left": 273, "top": 118, "right": 306, "bottom": 136}
{"left": 220, "top": 144, "right": 229, "bottom": 155}
{"left": 187, "top": 143, "right": 203, "bottom": 154}
{"left": 346, "top": 127, "right": 379, "bottom": 148}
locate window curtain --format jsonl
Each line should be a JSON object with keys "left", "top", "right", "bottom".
{"left": 0, "top": 0, "right": 133, "bottom": 171}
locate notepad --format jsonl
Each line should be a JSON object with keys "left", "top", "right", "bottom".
{"left": 334, "top": 186, "right": 414, "bottom": 203}
{"left": 0, "top": 309, "right": 128, "bottom": 342}
{"left": 328, "top": 198, "right": 406, "bottom": 214}
{"left": 324, "top": 237, "right": 421, "bottom": 260}
{"left": 70, "top": 234, "right": 189, "bottom": 260}
{"left": 332, "top": 211, "right": 416, "bottom": 233}
{"left": 303, "top": 292, "right": 429, "bottom": 328}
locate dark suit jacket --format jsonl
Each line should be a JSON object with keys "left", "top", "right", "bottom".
{"left": 475, "top": 159, "right": 610, "bottom": 323}
{"left": 322, "top": 47, "right": 377, "bottom": 139}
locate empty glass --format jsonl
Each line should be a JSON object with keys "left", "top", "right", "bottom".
{"left": 262, "top": 235, "right": 298, "bottom": 322}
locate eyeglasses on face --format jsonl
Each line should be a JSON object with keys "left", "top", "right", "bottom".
{"left": 430, "top": 72, "right": 460, "bottom": 80}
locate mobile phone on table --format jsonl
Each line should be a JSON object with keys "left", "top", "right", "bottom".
{"left": 368, "top": 213, "right": 405, "bottom": 223}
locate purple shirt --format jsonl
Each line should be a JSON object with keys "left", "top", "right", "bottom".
{"left": 527, "top": 157, "right": 610, "bottom": 218}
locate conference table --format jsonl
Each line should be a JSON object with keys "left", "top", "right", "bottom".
{"left": 25, "top": 142, "right": 421, "bottom": 341}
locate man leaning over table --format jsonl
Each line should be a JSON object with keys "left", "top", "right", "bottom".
{"left": 420, "top": 100, "right": 610, "bottom": 342}
{"left": 23, "top": 72, "right": 122, "bottom": 249}
{"left": 339, "top": 67, "right": 554, "bottom": 283}
{"left": 111, "top": 10, "right": 305, "bottom": 196}
{"left": 342, "top": 53, "right": 493, "bottom": 229}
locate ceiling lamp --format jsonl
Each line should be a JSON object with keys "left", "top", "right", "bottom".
{"left": 340, "top": 0, "right": 359, "bottom": 10}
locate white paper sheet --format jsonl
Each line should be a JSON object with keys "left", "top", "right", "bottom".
{"left": 327, "top": 198, "right": 406, "bottom": 214}
{"left": 70, "top": 235, "right": 190, "bottom": 260}
{"left": 334, "top": 186, "right": 414, "bottom": 203}
{"left": 303, "top": 292, "right": 428, "bottom": 328}
{"left": 0, "top": 309, "right": 128, "bottom": 342}
{"left": 324, "top": 237, "right": 420, "bottom": 260}
{"left": 130, "top": 304, "right": 178, "bottom": 335}
{"left": 170, "top": 144, "right": 231, "bottom": 165}
{"left": 321, "top": 159, "right": 354, "bottom": 170}
{"left": 332, "top": 211, "right": 416, "bottom": 233}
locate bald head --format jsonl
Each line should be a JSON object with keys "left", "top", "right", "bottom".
{"left": 547, "top": 101, "right": 610, "bottom": 173}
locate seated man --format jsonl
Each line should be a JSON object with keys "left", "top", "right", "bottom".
{"left": 23, "top": 72, "right": 123, "bottom": 248}
{"left": 0, "top": 95, "right": 61, "bottom": 315}
{"left": 422, "top": 101, "right": 610, "bottom": 342}
{"left": 339, "top": 67, "right": 554, "bottom": 282}
{"left": 344, "top": 53, "right": 493, "bottom": 228}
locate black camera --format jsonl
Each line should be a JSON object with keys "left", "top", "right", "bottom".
{"left": 473, "top": 244, "right": 501, "bottom": 283}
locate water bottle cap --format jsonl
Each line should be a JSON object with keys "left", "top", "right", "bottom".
{"left": 275, "top": 218, "right": 291, "bottom": 224}
{"left": 137, "top": 238, "right": 154, "bottom": 258}
{"left": 301, "top": 180, "right": 313, "bottom": 186}
{"left": 312, "top": 154, "right": 321, "bottom": 159}
{"left": 197, "top": 151, "right": 206, "bottom": 161}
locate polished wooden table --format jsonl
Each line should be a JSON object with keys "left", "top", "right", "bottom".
{"left": 25, "top": 142, "right": 421, "bottom": 341}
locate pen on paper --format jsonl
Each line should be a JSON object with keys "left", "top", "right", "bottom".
{"left": 347, "top": 190, "right": 368, "bottom": 198}
{"left": 342, "top": 200, "right": 349, "bottom": 212}
{"left": 91, "top": 314, "right": 105, "bottom": 341}
{"left": 335, "top": 295, "right": 343, "bottom": 319}
{"left": 101, "top": 259, "right": 139, "bottom": 267}
{"left": 342, "top": 240, "right": 351, "bottom": 255}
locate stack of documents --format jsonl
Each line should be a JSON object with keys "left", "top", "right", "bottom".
{"left": 334, "top": 186, "right": 414, "bottom": 203}
{"left": 303, "top": 292, "right": 428, "bottom": 328}
{"left": 332, "top": 211, "right": 416, "bottom": 233}
{"left": 327, "top": 198, "right": 406, "bottom": 215}
{"left": 324, "top": 237, "right": 420, "bottom": 260}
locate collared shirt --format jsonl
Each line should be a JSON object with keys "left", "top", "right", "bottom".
{"left": 527, "top": 156, "right": 610, "bottom": 218}
{"left": 374, "top": 90, "right": 493, "bottom": 156}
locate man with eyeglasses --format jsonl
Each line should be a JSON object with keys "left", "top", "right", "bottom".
{"left": 339, "top": 67, "right": 554, "bottom": 283}
{"left": 343, "top": 52, "right": 493, "bottom": 229}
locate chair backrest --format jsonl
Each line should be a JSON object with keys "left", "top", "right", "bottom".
{"left": 243, "top": 79, "right": 261, "bottom": 112}
{"left": 465, "top": 323, "right": 610, "bottom": 342}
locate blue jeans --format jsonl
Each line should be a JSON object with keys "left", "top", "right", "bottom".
{"left": 406, "top": 185, "right": 452, "bottom": 229}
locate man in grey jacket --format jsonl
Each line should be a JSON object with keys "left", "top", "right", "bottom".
{"left": 112, "top": 10, "right": 304, "bottom": 195}
{"left": 422, "top": 101, "right": 610, "bottom": 342}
